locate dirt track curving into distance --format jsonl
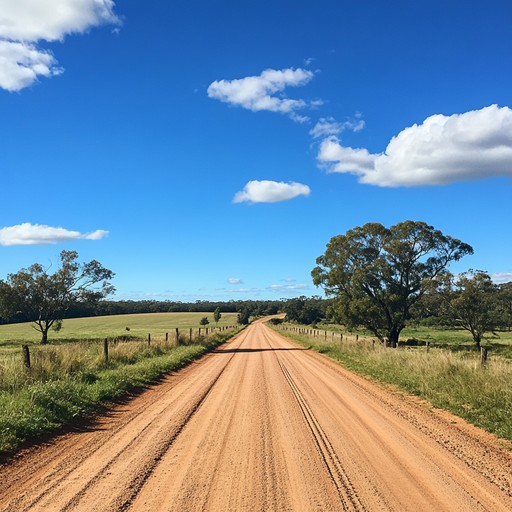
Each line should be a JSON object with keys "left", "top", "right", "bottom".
{"left": 1, "top": 320, "right": 511, "bottom": 511}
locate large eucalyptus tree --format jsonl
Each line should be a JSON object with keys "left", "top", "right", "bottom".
{"left": 312, "top": 221, "right": 473, "bottom": 347}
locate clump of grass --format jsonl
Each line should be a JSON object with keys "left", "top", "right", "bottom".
{"left": 274, "top": 326, "right": 512, "bottom": 441}
{"left": 0, "top": 329, "right": 240, "bottom": 455}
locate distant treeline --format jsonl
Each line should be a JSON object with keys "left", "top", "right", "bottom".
{"left": 1, "top": 299, "right": 285, "bottom": 324}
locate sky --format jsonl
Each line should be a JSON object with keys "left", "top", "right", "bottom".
{"left": 0, "top": 0, "right": 511, "bottom": 301}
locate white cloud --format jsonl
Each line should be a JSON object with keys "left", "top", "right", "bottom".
{"left": 207, "top": 68, "right": 316, "bottom": 121}
{"left": 233, "top": 180, "right": 311, "bottom": 204}
{"left": 310, "top": 117, "right": 343, "bottom": 138}
{"left": 491, "top": 272, "right": 512, "bottom": 284}
{"left": 0, "top": 223, "right": 109, "bottom": 246}
{"left": 0, "top": 0, "right": 119, "bottom": 91}
{"left": 317, "top": 105, "right": 512, "bottom": 187}
{"left": 310, "top": 116, "right": 365, "bottom": 139}
{"left": 0, "top": 41, "right": 62, "bottom": 91}
{"left": 268, "top": 283, "right": 308, "bottom": 292}
{"left": 227, "top": 277, "right": 243, "bottom": 285}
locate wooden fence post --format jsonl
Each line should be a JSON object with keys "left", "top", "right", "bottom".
{"left": 165, "top": 332, "right": 169, "bottom": 343}
{"left": 426, "top": 341, "right": 430, "bottom": 352}
{"left": 176, "top": 328, "right": 179, "bottom": 346}
{"left": 148, "top": 333, "right": 151, "bottom": 347}
{"left": 104, "top": 338, "right": 109, "bottom": 365}
{"left": 22, "top": 344, "right": 31, "bottom": 369}
{"left": 481, "top": 347, "right": 488, "bottom": 368}
{"left": 190, "top": 328, "right": 193, "bottom": 343}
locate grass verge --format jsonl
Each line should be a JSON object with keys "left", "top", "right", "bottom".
{"left": 0, "top": 330, "right": 240, "bottom": 455}
{"left": 273, "top": 325, "right": 512, "bottom": 442}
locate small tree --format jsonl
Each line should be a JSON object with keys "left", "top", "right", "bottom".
{"left": 200, "top": 316, "right": 210, "bottom": 329}
{"left": 450, "top": 271, "right": 498, "bottom": 349}
{"left": 1, "top": 250, "right": 114, "bottom": 344}
{"left": 496, "top": 282, "right": 512, "bottom": 331}
{"left": 213, "top": 307, "right": 222, "bottom": 325}
{"left": 237, "top": 306, "right": 251, "bottom": 325}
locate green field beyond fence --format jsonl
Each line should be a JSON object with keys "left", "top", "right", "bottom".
{"left": 0, "top": 312, "right": 239, "bottom": 346}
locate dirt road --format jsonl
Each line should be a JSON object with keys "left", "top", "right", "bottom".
{"left": 1, "top": 321, "right": 511, "bottom": 511}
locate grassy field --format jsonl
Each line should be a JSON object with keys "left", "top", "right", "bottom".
{"left": 274, "top": 323, "right": 512, "bottom": 442}
{"left": 0, "top": 312, "right": 241, "bottom": 455}
{"left": 0, "top": 312, "right": 239, "bottom": 346}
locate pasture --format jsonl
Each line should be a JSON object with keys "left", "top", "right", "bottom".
{"left": 0, "top": 312, "right": 239, "bottom": 347}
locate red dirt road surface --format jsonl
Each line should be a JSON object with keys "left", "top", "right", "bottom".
{"left": 1, "top": 320, "right": 511, "bottom": 511}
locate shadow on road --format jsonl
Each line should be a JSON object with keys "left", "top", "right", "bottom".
{"left": 213, "top": 347, "right": 308, "bottom": 354}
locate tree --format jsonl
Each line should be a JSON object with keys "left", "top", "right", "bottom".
{"left": 200, "top": 316, "right": 210, "bottom": 328}
{"left": 450, "top": 271, "right": 498, "bottom": 349}
{"left": 312, "top": 221, "right": 473, "bottom": 347}
{"left": 409, "top": 272, "right": 455, "bottom": 327}
{"left": 0, "top": 250, "right": 115, "bottom": 344}
{"left": 213, "top": 307, "right": 222, "bottom": 325}
{"left": 237, "top": 306, "right": 251, "bottom": 325}
{"left": 496, "top": 282, "right": 512, "bottom": 331}
{"left": 283, "top": 296, "right": 326, "bottom": 325}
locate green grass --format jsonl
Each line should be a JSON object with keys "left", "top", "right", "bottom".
{"left": 0, "top": 312, "right": 239, "bottom": 347}
{"left": 0, "top": 313, "right": 241, "bottom": 455}
{"left": 274, "top": 324, "right": 512, "bottom": 442}
{"left": 400, "top": 325, "right": 512, "bottom": 359}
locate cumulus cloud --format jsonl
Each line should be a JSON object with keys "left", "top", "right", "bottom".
{"left": 310, "top": 116, "right": 365, "bottom": 139}
{"left": 0, "top": 223, "right": 109, "bottom": 246}
{"left": 317, "top": 105, "right": 512, "bottom": 187}
{"left": 0, "top": 0, "right": 119, "bottom": 91}
{"left": 233, "top": 180, "right": 311, "bottom": 204}
{"left": 227, "top": 277, "right": 243, "bottom": 285}
{"left": 207, "top": 68, "right": 316, "bottom": 121}
{"left": 0, "top": 41, "right": 62, "bottom": 91}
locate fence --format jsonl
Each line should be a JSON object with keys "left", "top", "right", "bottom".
{"left": 279, "top": 325, "right": 490, "bottom": 367}
{"left": 18, "top": 325, "right": 238, "bottom": 369}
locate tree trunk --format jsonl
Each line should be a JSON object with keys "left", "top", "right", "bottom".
{"left": 388, "top": 327, "right": 400, "bottom": 348}
{"left": 41, "top": 329, "right": 48, "bottom": 345}
{"left": 474, "top": 333, "right": 481, "bottom": 350}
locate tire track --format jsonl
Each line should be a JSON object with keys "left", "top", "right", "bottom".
{"left": 276, "top": 357, "right": 365, "bottom": 511}
{"left": 259, "top": 328, "right": 365, "bottom": 511}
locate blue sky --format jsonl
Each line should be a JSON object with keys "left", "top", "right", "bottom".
{"left": 0, "top": 0, "right": 511, "bottom": 301}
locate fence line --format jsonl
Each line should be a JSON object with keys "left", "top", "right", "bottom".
{"left": 18, "top": 325, "right": 239, "bottom": 370}
{"left": 278, "top": 325, "right": 491, "bottom": 366}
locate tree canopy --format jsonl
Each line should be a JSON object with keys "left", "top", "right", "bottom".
{"left": 283, "top": 296, "right": 327, "bottom": 325}
{"left": 312, "top": 221, "right": 473, "bottom": 347}
{"left": 0, "top": 250, "right": 115, "bottom": 344}
{"left": 450, "top": 271, "right": 498, "bottom": 349}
